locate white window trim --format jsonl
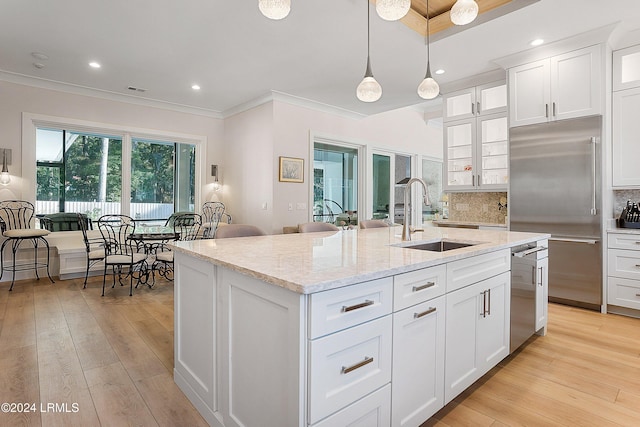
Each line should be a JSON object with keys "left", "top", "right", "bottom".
{"left": 22, "top": 112, "right": 207, "bottom": 214}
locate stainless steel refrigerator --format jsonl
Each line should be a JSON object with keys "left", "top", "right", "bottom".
{"left": 509, "top": 115, "right": 602, "bottom": 310}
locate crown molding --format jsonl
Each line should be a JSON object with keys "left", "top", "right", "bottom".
{"left": 0, "top": 70, "right": 224, "bottom": 119}
{"left": 222, "top": 90, "right": 367, "bottom": 120}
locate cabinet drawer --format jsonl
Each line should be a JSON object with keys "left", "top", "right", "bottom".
{"left": 447, "top": 249, "right": 510, "bottom": 292}
{"left": 308, "top": 316, "right": 392, "bottom": 425}
{"left": 608, "top": 249, "right": 640, "bottom": 280}
{"left": 393, "top": 264, "right": 446, "bottom": 311}
{"left": 309, "top": 277, "right": 393, "bottom": 339}
{"left": 608, "top": 276, "right": 640, "bottom": 310}
{"left": 311, "top": 384, "right": 391, "bottom": 427}
{"left": 608, "top": 233, "right": 640, "bottom": 250}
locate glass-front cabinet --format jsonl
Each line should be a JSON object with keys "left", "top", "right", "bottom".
{"left": 443, "top": 81, "right": 507, "bottom": 122}
{"left": 444, "top": 113, "right": 508, "bottom": 191}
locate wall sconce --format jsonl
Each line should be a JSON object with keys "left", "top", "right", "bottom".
{"left": 0, "top": 149, "right": 11, "bottom": 186}
{"left": 211, "top": 164, "right": 221, "bottom": 192}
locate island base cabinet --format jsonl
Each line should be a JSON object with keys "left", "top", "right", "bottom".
{"left": 391, "top": 296, "right": 445, "bottom": 427}
{"left": 173, "top": 253, "right": 221, "bottom": 426}
{"left": 219, "top": 269, "right": 305, "bottom": 427}
{"left": 444, "top": 271, "right": 511, "bottom": 404}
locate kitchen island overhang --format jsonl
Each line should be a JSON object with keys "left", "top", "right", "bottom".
{"left": 170, "top": 226, "right": 549, "bottom": 427}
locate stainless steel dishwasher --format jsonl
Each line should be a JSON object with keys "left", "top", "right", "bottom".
{"left": 511, "top": 243, "right": 548, "bottom": 353}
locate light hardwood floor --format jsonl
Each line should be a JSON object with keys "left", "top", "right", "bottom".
{"left": 1, "top": 276, "right": 639, "bottom": 427}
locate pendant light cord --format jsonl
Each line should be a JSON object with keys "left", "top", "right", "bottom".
{"left": 367, "top": 0, "right": 371, "bottom": 58}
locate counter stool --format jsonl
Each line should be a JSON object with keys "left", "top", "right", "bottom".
{"left": 0, "top": 200, "right": 54, "bottom": 291}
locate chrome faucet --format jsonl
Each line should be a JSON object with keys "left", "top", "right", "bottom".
{"left": 402, "top": 177, "right": 430, "bottom": 241}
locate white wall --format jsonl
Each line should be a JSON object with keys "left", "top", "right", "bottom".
{"left": 0, "top": 80, "right": 224, "bottom": 202}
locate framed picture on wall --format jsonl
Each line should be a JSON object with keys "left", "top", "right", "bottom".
{"left": 279, "top": 156, "right": 304, "bottom": 183}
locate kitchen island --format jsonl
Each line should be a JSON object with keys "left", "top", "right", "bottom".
{"left": 170, "top": 226, "right": 548, "bottom": 427}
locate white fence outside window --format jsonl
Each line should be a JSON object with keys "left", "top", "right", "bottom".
{"left": 36, "top": 201, "right": 176, "bottom": 221}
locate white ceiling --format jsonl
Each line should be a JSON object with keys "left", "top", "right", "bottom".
{"left": 1, "top": 0, "right": 640, "bottom": 117}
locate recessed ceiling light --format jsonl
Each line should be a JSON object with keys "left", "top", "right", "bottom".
{"left": 89, "top": 61, "right": 101, "bottom": 68}
{"left": 530, "top": 39, "right": 544, "bottom": 47}
{"left": 191, "top": 84, "right": 201, "bottom": 90}
{"left": 435, "top": 69, "right": 445, "bottom": 75}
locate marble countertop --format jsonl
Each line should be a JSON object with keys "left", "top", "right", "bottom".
{"left": 170, "top": 226, "right": 548, "bottom": 295}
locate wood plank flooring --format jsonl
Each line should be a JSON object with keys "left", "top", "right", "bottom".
{"left": 0, "top": 276, "right": 639, "bottom": 426}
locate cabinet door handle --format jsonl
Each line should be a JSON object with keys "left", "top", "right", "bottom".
{"left": 472, "top": 175, "right": 475, "bottom": 186}
{"left": 414, "top": 307, "right": 437, "bottom": 319}
{"left": 342, "top": 300, "right": 374, "bottom": 313}
{"left": 341, "top": 356, "right": 374, "bottom": 374}
{"left": 545, "top": 103, "right": 549, "bottom": 118}
{"left": 413, "top": 282, "right": 435, "bottom": 292}
{"left": 471, "top": 102, "right": 475, "bottom": 115}
{"left": 553, "top": 102, "right": 557, "bottom": 117}
{"left": 477, "top": 174, "right": 481, "bottom": 186}
{"left": 487, "top": 288, "right": 491, "bottom": 316}
{"left": 477, "top": 101, "right": 481, "bottom": 114}
{"left": 481, "top": 290, "right": 487, "bottom": 318}
{"left": 538, "top": 266, "right": 543, "bottom": 286}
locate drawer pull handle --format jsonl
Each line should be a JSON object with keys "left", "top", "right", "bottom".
{"left": 413, "top": 282, "right": 435, "bottom": 292}
{"left": 414, "top": 307, "right": 437, "bottom": 319}
{"left": 341, "top": 356, "right": 374, "bottom": 374}
{"left": 636, "top": 294, "right": 640, "bottom": 297}
{"left": 342, "top": 300, "right": 374, "bottom": 313}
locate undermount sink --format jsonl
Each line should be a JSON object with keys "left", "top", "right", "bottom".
{"left": 393, "top": 239, "right": 479, "bottom": 252}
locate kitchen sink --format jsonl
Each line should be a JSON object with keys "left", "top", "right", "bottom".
{"left": 393, "top": 239, "right": 479, "bottom": 252}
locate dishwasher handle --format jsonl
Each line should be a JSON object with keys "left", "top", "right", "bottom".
{"left": 512, "top": 246, "right": 548, "bottom": 258}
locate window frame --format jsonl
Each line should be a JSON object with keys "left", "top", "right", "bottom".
{"left": 22, "top": 112, "right": 206, "bottom": 218}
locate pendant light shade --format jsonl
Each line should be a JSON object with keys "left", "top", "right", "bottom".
{"left": 357, "top": 0, "right": 382, "bottom": 102}
{"left": 376, "top": 0, "right": 411, "bottom": 21}
{"left": 450, "top": 0, "right": 478, "bottom": 25}
{"left": 258, "top": 0, "right": 291, "bottom": 20}
{"left": 418, "top": 0, "right": 439, "bottom": 100}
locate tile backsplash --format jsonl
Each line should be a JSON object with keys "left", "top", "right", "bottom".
{"left": 447, "top": 192, "right": 508, "bottom": 224}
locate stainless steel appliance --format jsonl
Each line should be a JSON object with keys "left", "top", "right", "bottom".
{"left": 511, "top": 243, "right": 548, "bottom": 353}
{"left": 509, "top": 115, "right": 602, "bottom": 310}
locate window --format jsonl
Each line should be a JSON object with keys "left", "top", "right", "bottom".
{"left": 35, "top": 126, "right": 197, "bottom": 222}
{"left": 313, "top": 142, "right": 358, "bottom": 224}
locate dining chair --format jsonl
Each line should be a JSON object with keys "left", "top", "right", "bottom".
{"left": 359, "top": 219, "right": 390, "bottom": 229}
{"left": 201, "top": 201, "right": 231, "bottom": 238}
{"left": 214, "top": 224, "right": 265, "bottom": 239}
{"left": 297, "top": 222, "right": 340, "bottom": 233}
{"left": 0, "top": 200, "right": 55, "bottom": 291}
{"left": 152, "top": 213, "right": 203, "bottom": 280}
{"left": 97, "top": 214, "right": 148, "bottom": 296}
{"left": 78, "top": 213, "right": 105, "bottom": 288}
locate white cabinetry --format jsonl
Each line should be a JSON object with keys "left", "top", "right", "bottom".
{"left": 444, "top": 112, "right": 508, "bottom": 191}
{"left": 444, "top": 271, "right": 511, "bottom": 403}
{"left": 508, "top": 45, "right": 602, "bottom": 127}
{"left": 612, "top": 44, "right": 640, "bottom": 187}
{"left": 613, "top": 44, "right": 640, "bottom": 91}
{"left": 391, "top": 266, "right": 446, "bottom": 427}
{"left": 607, "top": 232, "right": 640, "bottom": 311}
{"left": 443, "top": 81, "right": 507, "bottom": 122}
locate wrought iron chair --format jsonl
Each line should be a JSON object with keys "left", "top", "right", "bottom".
{"left": 0, "top": 200, "right": 54, "bottom": 291}
{"left": 97, "top": 215, "right": 148, "bottom": 296}
{"left": 78, "top": 214, "right": 105, "bottom": 288}
{"left": 201, "top": 201, "right": 231, "bottom": 238}
{"left": 152, "top": 213, "right": 203, "bottom": 281}
{"left": 214, "top": 224, "right": 265, "bottom": 239}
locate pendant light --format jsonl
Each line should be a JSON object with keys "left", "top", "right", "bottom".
{"left": 450, "top": 0, "right": 479, "bottom": 26}
{"left": 356, "top": 0, "right": 382, "bottom": 102}
{"left": 417, "top": 0, "right": 439, "bottom": 100}
{"left": 376, "top": 0, "right": 411, "bottom": 21}
{"left": 258, "top": 0, "right": 291, "bottom": 20}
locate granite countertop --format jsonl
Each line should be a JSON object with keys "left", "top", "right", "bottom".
{"left": 170, "top": 226, "right": 548, "bottom": 295}
{"left": 432, "top": 220, "right": 508, "bottom": 229}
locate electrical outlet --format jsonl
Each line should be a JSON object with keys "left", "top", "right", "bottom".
{"left": 262, "top": 202, "right": 268, "bottom": 210}
{"left": 455, "top": 203, "right": 469, "bottom": 211}
{"left": 483, "top": 204, "right": 489, "bottom": 212}
{"left": 288, "top": 203, "right": 293, "bottom": 211}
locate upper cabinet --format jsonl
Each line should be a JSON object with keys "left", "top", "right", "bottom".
{"left": 508, "top": 45, "right": 602, "bottom": 127}
{"left": 443, "top": 81, "right": 508, "bottom": 192}
{"left": 613, "top": 44, "right": 640, "bottom": 91}
{"left": 613, "top": 44, "right": 640, "bottom": 188}
{"left": 443, "top": 81, "right": 507, "bottom": 122}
